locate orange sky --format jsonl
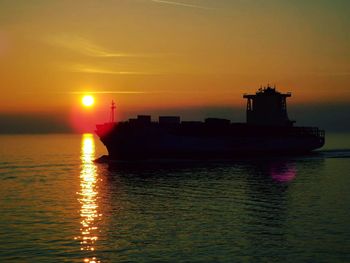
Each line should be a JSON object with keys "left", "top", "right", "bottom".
{"left": 0, "top": 0, "right": 349, "bottom": 121}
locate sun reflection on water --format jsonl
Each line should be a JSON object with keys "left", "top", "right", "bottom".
{"left": 76, "top": 133, "right": 101, "bottom": 263}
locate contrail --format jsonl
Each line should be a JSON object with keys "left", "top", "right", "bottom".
{"left": 151, "top": 0, "right": 214, "bottom": 10}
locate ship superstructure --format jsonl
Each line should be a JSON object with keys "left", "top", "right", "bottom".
{"left": 96, "top": 86, "right": 325, "bottom": 159}
{"left": 244, "top": 87, "right": 293, "bottom": 126}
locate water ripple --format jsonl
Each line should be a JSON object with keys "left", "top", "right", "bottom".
{"left": 1, "top": 135, "right": 350, "bottom": 262}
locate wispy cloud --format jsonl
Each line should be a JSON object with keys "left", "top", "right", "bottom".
{"left": 151, "top": 0, "right": 215, "bottom": 10}
{"left": 67, "top": 64, "right": 159, "bottom": 75}
{"left": 314, "top": 72, "right": 350, "bottom": 76}
{"left": 46, "top": 35, "right": 152, "bottom": 58}
{"left": 68, "top": 91, "right": 149, "bottom": 94}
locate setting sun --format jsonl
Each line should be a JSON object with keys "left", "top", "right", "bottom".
{"left": 82, "top": 95, "right": 94, "bottom": 107}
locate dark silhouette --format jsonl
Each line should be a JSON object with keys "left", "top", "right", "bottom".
{"left": 96, "top": 86, "right": 325, "bottom": 160}
{"left": 244, "top": 86, "right": 293, "bottom": 126}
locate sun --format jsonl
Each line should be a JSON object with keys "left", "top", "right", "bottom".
{"left": 82, "top": 95, "right": 94, "bottom": 107}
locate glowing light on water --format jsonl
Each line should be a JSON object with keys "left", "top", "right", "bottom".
{"left": 270, "top": 162, "right": 297, "bottom": 182}
{"left": 77, "top": 134, "right": 101, "bottom": 263}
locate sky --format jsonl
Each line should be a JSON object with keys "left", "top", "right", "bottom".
{"left": 0, "top": 0, "right": 349, "bottom": 132}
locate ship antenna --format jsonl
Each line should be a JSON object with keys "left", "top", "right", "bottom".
{"left": 110, "top": 100, "right": 116, "bottom": 123}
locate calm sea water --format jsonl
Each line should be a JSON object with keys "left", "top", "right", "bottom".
{"left": 0, "top": 133, "right": 350, "bottom": 262}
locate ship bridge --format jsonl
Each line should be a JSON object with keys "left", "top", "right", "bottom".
{"left": 243, "top": 86, "right": 294, "bottom": 126}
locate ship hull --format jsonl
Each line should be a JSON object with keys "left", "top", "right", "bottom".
{"left": 97, "top": 124, "right": 325, "bottom": 160}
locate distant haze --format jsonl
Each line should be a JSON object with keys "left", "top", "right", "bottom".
{"left": 1, "top": 102, "right": 349, "bottom": 133}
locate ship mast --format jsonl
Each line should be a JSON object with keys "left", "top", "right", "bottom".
{"left": 110, "top": 100, "right": 116, "bottom": 123}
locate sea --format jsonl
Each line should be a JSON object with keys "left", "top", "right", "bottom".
{"left": 0, "top": 133, "right": 350, "bottom": 262}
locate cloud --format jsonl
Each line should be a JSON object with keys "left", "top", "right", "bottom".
{"left": 67, "top": 64, "right": 158, "bottom": 75}
{"left": 310, "top": 72, "right": 350, "bottom": 76}
{"left": 68, "top": 91, "right": 148, "bottom": 94}
{"left": 46, "top": 35, "right": 151, "bottom": 58}
{"left": 46, "top": 35, "right": 172, "bottom": 75}
{"left": 151, "top": 0, "right": 215, "bottom": 10}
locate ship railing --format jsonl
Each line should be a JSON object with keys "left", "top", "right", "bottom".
{"left": 291, "top": 127, "right": 325, "bottom": 138}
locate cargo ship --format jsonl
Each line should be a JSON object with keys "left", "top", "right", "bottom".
{"left": 96, "top": 86, "right": 325, "bottom": 160}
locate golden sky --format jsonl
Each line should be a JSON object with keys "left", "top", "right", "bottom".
{"left": 0, "top": 0, "right": 349, "bottom": 118}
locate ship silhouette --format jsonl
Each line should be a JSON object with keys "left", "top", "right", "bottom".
{"left": 96, "top": 86, "right": 325, "bottom": 160}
